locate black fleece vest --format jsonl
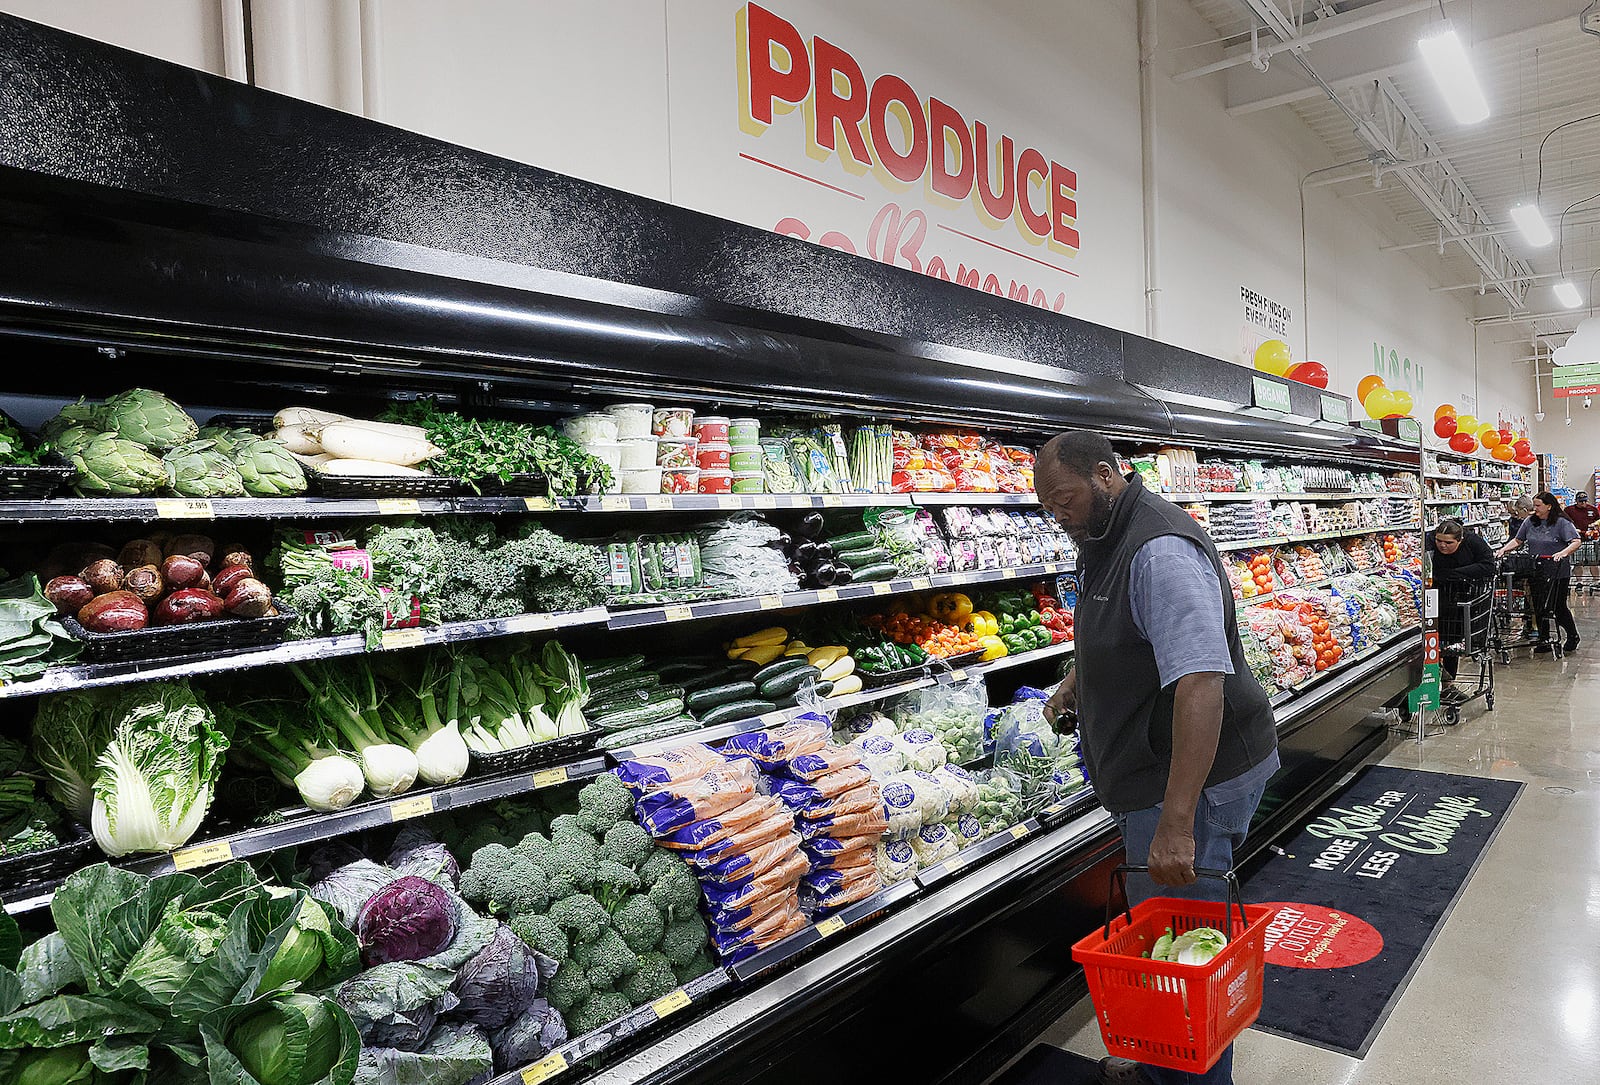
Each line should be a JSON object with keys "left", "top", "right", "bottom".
{"left": 1074, "top": 474, "right": 1277, "bottom": 813}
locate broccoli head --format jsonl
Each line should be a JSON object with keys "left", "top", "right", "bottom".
{"left": 593, "top": 859, "right": 643, "bottom": 912}
{"left": 597, "top": 821, "right": 652, "bottom": 872}
{"left": 510, "top": 912, "right": 570, "bottom": 963}
{"left": 549, "top": 814, "right": 600, "bottom": 855}
{"left": 566, "top": 990, "right": 633, "bottom": 1037}
{"left": 460, "top": 841, "right": 551, "bottom": 917}
{"left": 639, "top": 847, "right": 689, "bottom": 889}
{"left": 647, "top": 862, "right": 701, "bottom": 922}
{"left": 610, "top": 894, "right": 665, "bottom": 955}
{"left": 546, "top": 839, "right": 599, "bottom": 900}
{"left": 547, "top": 893, "right": 610, "bottom": 945}
{"left": 546, "top": 959, "right": 592, "bottom": 1015}
{"left": 458, "top": 842, "right": 515, "bottom": 903}
{"left": 620, "top": 952, "right": 679, "bottom": 1006}
{"left": 572, "top": 927, "right": 639, "bottom": 990}
{"left": 511, "top": 831, "right": 554, "bottom": 865}
{"left": 674, "top": 947, "right": 717, "bottom": 986}
{"left": 576, "top": 772, "right": 635, "bottom": 835}
{"left": 660, "top": 913, "right": 711, "bottom": 970}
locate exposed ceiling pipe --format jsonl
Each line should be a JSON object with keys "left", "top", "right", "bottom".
{"left": 1139, "top": 0, "right": 1161, "bottom": 340}
{"left": 1175, "top": 0, "right": 1457, "bottom": 82}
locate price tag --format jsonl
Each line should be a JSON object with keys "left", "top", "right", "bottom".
{"left": 155, "top": 498, "right": 214, "bottom": 519}
{"left": 911, "top": 577, "right": 932, "bottom": 590}
{"left": 376, "top": 498, "right": 421, "bottom": 515}
{"left": 1001, "top": 568, "right": 1018, "bottom": 580}
{"left": 389, "top": 795, "right": 435, "bottom": 821}
{"left": 1043, "top": 802, "right": 1066, "bottom": 817}
{"left": 601, "top": 496, "right": 631, "bottom": 512}
{"left": 663, "top": 604, "right": 695, "bottom": 623}
{"left": 759, "top": 595, "right": 783, "bottom": 610}
{"left": 1009, "top": 823, "right": 1031, "bottom": 840}
{"left": 521, "top": 1053, "right": 568, "bottom": 1085}
{"left": 523, "top": 496, "right": 555, "bottom": 512}
{"left": 717, "top": 495, "right": 741, "bottom": 510}
{"left": 944, "top": 854, "right": 968, "bottom": 876}
{"left": 821, "top": 495, "right": 844, "bottom": 508}
{"left": 172, "top": 839, "right": 234, "bottom": 872}
{"left": 644, "top": 495, "right": 673, "bottom": 511}
{"left": 754, "top": 495, "right": 778, "bottom": 509}
{"left": 815, "top": 588, "right": 839, "bottom": 603}
{"left": 381, "top": 628, "right": 427, "bottom": 651}
{"left": 651, "top": 988, "right": 692, "bottom": 1019}
{"left": 520, "top": 613, "right": 557, "bottom": 631}
{"left": 872, "top": 583, "right": 892, "bottom": 596}
{"left": 815, "top": 915, "right": 846, "bottom": 939}
{"left": 532, "top": 767, "right": 569, "bottom": 789}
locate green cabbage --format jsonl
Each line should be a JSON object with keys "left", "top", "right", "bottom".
{"left": 230, "top": 993, "right": 345, "bottom": 1085}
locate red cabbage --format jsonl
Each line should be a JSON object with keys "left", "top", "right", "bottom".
{"left": 357, "top": 875, "right": 459, "bottom": 967}
{"left": 451, "top": 923, "right": 550, "bottom": 1030}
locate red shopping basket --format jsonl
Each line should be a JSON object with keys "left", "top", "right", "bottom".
{"left": 1071, "top": 866, "right": 1275, "bottom": 1073}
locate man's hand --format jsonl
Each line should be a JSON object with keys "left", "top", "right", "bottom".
{"left": 1148, "top": 814, "right": 1197, "bottom": 886}
{"left": 1044, "top": 670, "right": 1077, "bottom": 730}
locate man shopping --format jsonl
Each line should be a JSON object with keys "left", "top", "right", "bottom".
{"left": 1035, "top": 431, "right": 1279, "bottom": 1085}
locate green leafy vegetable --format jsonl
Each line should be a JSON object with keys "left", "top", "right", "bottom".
{"left": 383, "top": 398, "right": 612, "bottom": 495}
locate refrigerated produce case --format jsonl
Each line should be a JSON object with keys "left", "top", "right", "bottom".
{"left": 0, "top": 15, "right": 1425, "bottom": 1084}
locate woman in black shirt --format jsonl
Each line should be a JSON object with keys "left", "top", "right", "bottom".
{"left": 1429, "top": 518, "right": 1496, "bottom": 705}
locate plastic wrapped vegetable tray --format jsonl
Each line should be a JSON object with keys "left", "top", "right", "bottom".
{"left": 61, "top": 598, "right": 298, "bottom": 663}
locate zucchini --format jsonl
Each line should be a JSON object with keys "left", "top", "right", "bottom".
{"left": 584, "top": 654, "right": 647, "bottom": 683}
{"left": 753, "top": 656, "right": 811, "bottom": 686}
{"left": 820, "top": 656, "right": 856, "bottom": 682}
{"left": 593, "top": 697, "right": 686, "bottom": 731}
{"left": 588, "top": 673, "right": 661, "bottom": 699}
{"left": 655, "top": 661, "right": 723, "bottom": 683}
{"left": 597, "top": 716, "right": 704, "bottom": 750}
{"left": 760, "top": 664, "right": 822, "bottom": 699}
{"left": 699, "top": 698, "right": 780, "bottom": 726}
{"left": 686, "top": 681, "right": 759, "bottom": 713}
{"left": 849, "top": 562, "right": 900, "bottom": 583}
{"left": 826, "top": 530, "right": 876, "bottom": 551}
{"left": 827, "top": 674, "right": 864, "bottom": 697}
{"left": 836, "top": 546, "right": 890, "bottom": 568}
{"left": 682, "top": 664, "right": 755, "bottom": 693}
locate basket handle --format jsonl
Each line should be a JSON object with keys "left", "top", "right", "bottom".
{"left": 1107, "top": 864, "right": 1249, "bottom": 942}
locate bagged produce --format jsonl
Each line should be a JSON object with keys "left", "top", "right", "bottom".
{"left": 634, "top": 760, "right": 761, "bottom": 835}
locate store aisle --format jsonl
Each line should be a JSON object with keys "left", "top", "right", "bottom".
{"left": 1026, "top": 595, "right": 1600, "bottom": 1084}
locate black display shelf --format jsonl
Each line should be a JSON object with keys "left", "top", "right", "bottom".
{"left": 570, "top": 493, "right": 912, "bottom": 513}
{"left": 1212, "top": 521, "right": 1419, "bottom": 552}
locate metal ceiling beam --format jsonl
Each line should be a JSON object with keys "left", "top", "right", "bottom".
{"left": 1436, "top": 262, "right": 1600, "bottom": 292}
{"left": 1174, "top": 0, "right": 1454, "bottom": 83}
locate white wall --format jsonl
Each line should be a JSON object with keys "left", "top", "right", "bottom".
{"left": 1, "top": 0, "right": 230, "bottom": 73}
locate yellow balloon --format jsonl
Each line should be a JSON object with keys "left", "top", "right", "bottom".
{"left": 1389, "top": 389, "right": 1414, "bottom": 416}
{"left": 1253, "top": 339, "right": 1293, "bottom": 377}
{"left": 1456, "top": 414, "right": 1478, "bottom": 434}
{"left": 1364, "top": 388, "right": 1397, "bottom": 419}
{"left": 1479, "top": 425, "right": 1500, "bottom": 448}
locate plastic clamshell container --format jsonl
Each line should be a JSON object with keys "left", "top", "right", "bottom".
{"left": 653, "top": 406, "right": 696, "bottom": 438}
{"left": 729, "top": 418, "right": 762, "bottom": 447}
{"left": 618, "top": 437, "right": 657, "bottom": 470}
{"left": 662, "top": 466, "right": 700, "bottom": 494}
{"left": 698, "top": 469, "right": 733, "bottom": 494}
{"left": 562, "top": 412, "right": 619, "bottom": 444}
{"left": 605, "top": 403, "right": 654, "bottom": 440}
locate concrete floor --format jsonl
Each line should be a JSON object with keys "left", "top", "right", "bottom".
{"left": 1028, "top": 594, "right": 1600, "bottom": 1084}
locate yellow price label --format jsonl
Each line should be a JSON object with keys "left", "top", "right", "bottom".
{"left": 375, "top": 498, "right": 421, "bottom": 515}
{"left": 172, "top": 839, "right": 234, "bottom": 872}
{"left": 154, "top": 498, "right": 214, "bottom": 519}
{"left": 815, "top": 588, "right": 839, "bottom": 603}
{"left": 532, "top": 767, "right": 569, "bottom": 789}
{"left": 759, "top": 595, "right": 783, "bottom": 610}
{"left": 754, "top": 495, "right": 778, "bottom": 509}
{"left": 651, "top": 988, "right": 692, "bottom": 1018}
{"left": 601, "top": 496, "right": 631, "bottom": 512}
{"left": 911, "top": 577, "right": 932, "bottom": 590}
{"left": 949, "top": 670, "right": 967, "bottom": 682}
{"left": 815, "top": 915, "right": 846, "bottom": 938}
{"left": 663, "top": 604, "right": 695, "bottom": 623}
{"left": 523, "top": 496, "right": 555, "bottom": 512}
{"left": 381, "top": 628, "right": 427, "bottom": 651}
{"left": 821, "top": 495, "right": 844, "bottom": 507}
{"left": 1010, "top": 823, "right": 1031, "bottom": 840}
{"left": 521, "top": 1053, "right": 568, "bottom": 1085}
{"left": 944, "top": 855, "right": 968, "bottom": 876}
{"left": 520, "top": 613, "right": 556, "bottom": 631}
{"left": 1001, "top": 568, "right": 1018, "bottom": 580}
{"left": 717, "top": 495, "right": 741, "bottom": 510}
{"left": 644, "top": 495, "right": 673, "bottom": 511}
{"left": 389, "top": 795, "right": 435, "bottom": 821}
{"left": 872, "top": 583, "right": 892, "bottom": 596}
{"left": 1043, "top": 803, "right": 1066, "bottom": 817}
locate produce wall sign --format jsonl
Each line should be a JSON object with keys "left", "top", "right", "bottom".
{"left": 732, "top": 2, "right": 1082, "bottom": 313}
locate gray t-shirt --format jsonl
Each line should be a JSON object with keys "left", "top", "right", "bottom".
{"left": 1516, "top": 516, "right": 1579, "bottom": 577}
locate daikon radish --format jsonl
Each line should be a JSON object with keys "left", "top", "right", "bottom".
{"left": 288, "top": 450, "right": 334, "bottom": 467}
{"left": 324, "top": 417, "right": 431, "bottom": 442}
{"left": 316, "top": 458, "right": 430, "bottom": 476}
{"left": 317, "top": 421, "right": 441, "bottom": 466}
{"left": 274, "top": 424, "right": 324, "bottom": 455}
{"left": 274, "top": 406, "right": 351, "bottom": 428}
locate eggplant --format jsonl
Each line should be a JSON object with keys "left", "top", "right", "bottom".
{"left": 80, "top": 559, "right": 125, "bottom": 595}
{"left": 812, "top": 562, "right": 840, "bottom": 587}
{"left": 44, "top": 575, "right": 95, "bottom": 614}
{"left": 834, "top": 566, "right": 855, "bottom": 585}
{"left": 160, "top": 554, "right": 208, "bottom": 590}
{"left": 116, "top": 539, "right": 163, "bottom": 570}
{"left": 164, "top": 533, "right": 216, "bottom": 565}
{"left": 795, "top": 512, "right": 826, "bottom": 539}
{"left": 153, "top": 589, "right": 225, "bottom": 626}
{"left": 122, "top": 564, "right": 164, "bottom": 603}
{"left": 212, "top": 564, "right": 253, "bottom": 597}
{"left": 793, "top": 541, "right": 818, "bottom": 564}
{"left": 77, "top": 591, "right": 148, "bottom": 633}
{"left": 813, "top": 541, "right": 835, "bottom": 560}
{"left": 223, "top": 578, "right": 275, "bottom": 618}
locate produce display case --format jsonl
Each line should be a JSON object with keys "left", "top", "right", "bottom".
{"left": 0, "top": 15, "right": 1425, "bottom": 1084}
{"left": 1423, "top": 448, "right": 1534, "bottom": 546}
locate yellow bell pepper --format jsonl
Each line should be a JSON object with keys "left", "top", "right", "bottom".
{"left": 968, "top": 611, "right": 999, "bottom": 638}
{"left": 929, "top": 592, "right": 974, "bottom": 623}
{"left": 978, "top": 634, "right": 1008, "bottom": 661}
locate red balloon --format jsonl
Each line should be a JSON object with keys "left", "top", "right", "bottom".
{"left": 1513, "top": 439, "right": 1532, "bottom": 455}
{"left": 1433, "top": 416, "right": 1459, "bottom": 439}
{"left": 1449, "top": 433, "right": 1478, "bottom": 454}
{"left": 1497, "top": 429, "right": 1514, "bottom": 446}
{"left": 1285, "top": 361, "right": 1330, "bottom": 389}
{"left": 1515, "top": 451, "right": 1536, "bottom": 465}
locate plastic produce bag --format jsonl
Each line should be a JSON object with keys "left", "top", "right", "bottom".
{"left": 992, "top": 701, "right": 1083, "bottom": 814}
{"left": 850, "top": 733, "right": 907, "bottom": 776}
{"left": 908, "top": 822, "right": 960, "bottom": 867}
{"left": 875, "top": 839, "right": 918, "bottom": 884}
{"left": 722, "top": 717, "right": 831, "bottom": 770}
{"left": 890, "top": 677, "right": 986, "bottom": 764}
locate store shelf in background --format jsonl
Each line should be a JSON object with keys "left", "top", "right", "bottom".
{"left": 606, "top": 563, "right": 1075, "bottom": 630}
{"left": 1425, "top": 472, "right": 1523, "bottom": 485}
{"left": 1212, "top": 523, "right": 1419, "bottom": 552}
{"left": 569, "top": 493, "right": 911, "bottom": 513}
{"left": 908, "top": 492, "right": 1037, "bottom": 506}
{"left": 1425, "top": 498, "right": 1494, "bottom": 506}
{"left": 0, "top": 607, "right": 612, "bottom": 701}
{"left": 1165, "top": 491, "right": 1408, "bottom": 503}
{"left": 1238, "top": 575, "right": 1339, "bottom": 606}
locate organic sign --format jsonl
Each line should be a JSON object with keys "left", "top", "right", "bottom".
{"left": 1252, "top": 374, "right": 1292, "bottom": 414}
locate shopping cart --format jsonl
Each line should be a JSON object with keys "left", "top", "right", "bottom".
{"left": 1573, "top": 539, "right": 1600, "bottom": 597}
{"left": 1437, "top": 576, "right": 1495, "bottom": 724}
{"left": 1071, "top": 867, "right": 1272, "bottom": 1074}
{"left": 1491, "top": 553, "right": 1542, "bottom": 662}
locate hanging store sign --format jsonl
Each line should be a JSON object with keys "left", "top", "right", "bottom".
{"left": 1252, "top": 374, "right": 1292, "bottom": 414}
{"left": 1553, "top": 361, "right": 1600, "bottom": 397}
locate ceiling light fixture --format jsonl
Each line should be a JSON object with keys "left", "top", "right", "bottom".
{"left": 1418, "top": 27, "right": 1490, "bottom": 125}
{"left": 1509, "top": 203, "right": 1554, "bottom": 247}
{"left": 1554, "top": 281, "right": 1584, "bottom": 309}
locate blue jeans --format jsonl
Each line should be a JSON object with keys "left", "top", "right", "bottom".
{"left": 1110, "top": 776, "right": 1269, "bottom": 1085}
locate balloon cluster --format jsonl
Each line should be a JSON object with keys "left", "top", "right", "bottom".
{"left": 1354, "top": 374, "right": 1414, "bottom": 421}
{"left": 1252, "top": 340, "right": 1329, "bottom": 389}
{"left": 1432, "top": 405, "right": 1535, "bottom": 464}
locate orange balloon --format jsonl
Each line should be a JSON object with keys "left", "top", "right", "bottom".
{"left": 1434, "top": 404, "right": 1458, "bottom": 421}
{"left": 1356, "top": 375, "right": 1386, "bottom": 404}
{"left": 1491, "top": 445, "right": 1515, "bottom": 462}
{"left": 1480, "top": 425, "right": 1501, "bottom": 449}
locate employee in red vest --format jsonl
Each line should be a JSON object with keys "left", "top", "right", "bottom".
{"left": 1035, "top": 430, "right": 1278, "bottom": 1085}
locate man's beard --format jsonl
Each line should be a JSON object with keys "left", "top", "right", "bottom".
{"left": 1064, "top": 483, "right": 1116, "bottom": 545}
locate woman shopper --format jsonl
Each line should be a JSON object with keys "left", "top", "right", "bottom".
{"left": 1428, "top": 519, "right": 1496, "bottom": 704}
{"left": 1497, "top": 492, "right": 1582, "bottom": 653}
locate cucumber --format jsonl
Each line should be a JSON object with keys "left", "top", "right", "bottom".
{"left": 597, "top": 716, "right": 704, "bottom": 750}
{"left": 835, "top": 546, "right": 890, "bottom": 568}
{"left": 593, "top": 697, "right": 686, "bottom": 731}
{"left": 587, "top": 688, "right": 652, "bottom": 716}
{"left": 655, "top": 660, "right": 723, "bottom": 683}
{"left": 588, "top": 673, "right": 661, "bottom": 699}
{"left": 699, "top": 698, "right": 780, "bottom": 726}
{"left": 584, "top": 654, "right": 648, "bottom": 683}
{"left": 682, "top": 665, "right": 752, "bottom": 693}
{"left": 752, "top": 656, "right": 811, "bottom": 686}
{"left": 849, "top": 563, "right": 901, "bottom": 583}
{"left": 686, "top": 681, "right": 759, "bottom": 713}
{"left": 811, "top": 679, "right": 836, "bottom": 699}
{"left": 759, "top": 664, "right": 822, "bottom": 699}
{"left": 826, "top": 531, "right": 876, "bottom": 552}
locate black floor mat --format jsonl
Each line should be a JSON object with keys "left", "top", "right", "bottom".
{"left": 989, "top": 1043, "right": 1101, "bottom": 1085}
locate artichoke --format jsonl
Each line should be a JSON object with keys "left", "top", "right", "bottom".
{"left": 234, "top": 437, "right": 309, "bottom": 497}
{"left": 164, "top": 439, "right": 246, "bottom": 498}
{"left": 70, "top": 433, "right": 169, "bottom": 495}
{"left": 40, "top": 398, "right": 103, "bottom": 441}
{"left": 198, "top": 425, "right": 258, "bottom": 456}
{"left": 47, "top": 425, "right": 103, "bottom": 460}
{"left": 100, "top": 388, "right": 198, "bottom": 451}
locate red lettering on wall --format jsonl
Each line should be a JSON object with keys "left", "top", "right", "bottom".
{"left": 1016, "top": 148, "right": 1050, "bottom": 237}
{"left": 1051, "top": 161, "right": 1080, "bottom": 250}
{"left": 974, "top": 122, "right": 1015, "bottom": 222}
{"left": 929, "top": 97, "right": 974, "bottom": 200}
{"left": 868, "top": 74, "right": 929, "bottom": 183}
{"left": 745, "top": 3, "right": 809, "bottom": 126}
{"left": 812, "top": 37, "right": 871, "bottom": 165}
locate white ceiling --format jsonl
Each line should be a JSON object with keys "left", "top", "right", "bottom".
{"left": 1182, "top": 0, "right": 1600, "bottom": 348}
